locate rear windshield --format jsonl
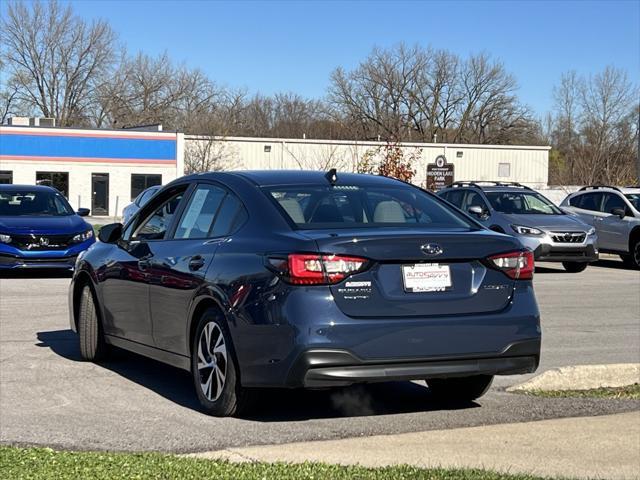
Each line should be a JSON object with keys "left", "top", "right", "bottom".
{"left": 264, "top": 184, "right": 478, "bottom": 229}
{"left": 485, "top": 191, "right": 562, "bottom": 215}
{"left": 0, "top": 190, "right": 74, "bottom": 216}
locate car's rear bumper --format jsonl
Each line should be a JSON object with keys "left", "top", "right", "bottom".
{"left": 290, "top": 340, "right": 540, "bottom": 387}
{"left": 233, "top": 282, "right": 541, "bottom": 388}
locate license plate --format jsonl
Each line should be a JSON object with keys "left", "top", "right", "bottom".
{"left": 402, "top": 263, "right": 452, "bottom": 292}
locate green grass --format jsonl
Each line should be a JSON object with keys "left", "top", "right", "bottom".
{"left": 0, "top": 446, "right": 556, "bottom": 480}
{"left": 522, "top": 383, "right": 640, "bottom": 399}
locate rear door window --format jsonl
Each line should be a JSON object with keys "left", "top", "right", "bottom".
{"left": 572, "top": 192, "right": 603, "bottom": 212}
{"left": 173, "top": 184, "right": 248, "bottom": 239}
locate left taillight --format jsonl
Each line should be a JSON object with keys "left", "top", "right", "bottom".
{"left": 268, "top": 253, "right": 369, "bottom": 285}
{"left": 487, "top": 250, "right": 534, "bottom": 280}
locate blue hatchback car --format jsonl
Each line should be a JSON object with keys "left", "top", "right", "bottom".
{"left": 69, "top": 171, "right": 541, "bottom": 416}
{"left": 0, "top": 185, "right": 95, "bottom": 270}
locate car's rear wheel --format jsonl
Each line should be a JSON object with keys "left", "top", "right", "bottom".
{"left": 427, "top": 375, "right": 493, "bottom": 402}
{"left": 562, "top": 261, "right": 588, "bottom": 273}
{"left": 77, "top": 285, "right": 109, "bottom": 361}
{"left": 191, "top": 309, "right": 248, "bottom": 417}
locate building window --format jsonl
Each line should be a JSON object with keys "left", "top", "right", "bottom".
{"left": 498, "top": 163, "right": 511, "bottom": 178}
{"left": 264, "top": 145, "right": 272, "bottom": 153}
{"left": 456, "top": 151, "right": 463, "bottom": 158}
{"left": 36, "top": 172, "right": 69, "bottom": 197}
{"left": 131, "top": 174, "right": 162, "bottom": 200}
{"left": 0, "top": 171, "right": 12, "bottom": 184}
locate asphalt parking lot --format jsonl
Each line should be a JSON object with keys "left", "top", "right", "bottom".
{"left": 1, "top": 258, "right": 639, "bottom": 453}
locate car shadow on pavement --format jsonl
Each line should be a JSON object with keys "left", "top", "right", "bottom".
{"left": 37, "top": 328, "right": 480, "bottom": 421}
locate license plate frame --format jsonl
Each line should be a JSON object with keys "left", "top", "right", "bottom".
{"left": 401, "top": 263, "right": 452, "bottom": 293}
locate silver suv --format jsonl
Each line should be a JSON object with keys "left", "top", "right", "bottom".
{"left": 438, "top": 182, "right": 598, "bottom": 272}
{"left": 561, "top": 186, "right": 640, "bottom": 269}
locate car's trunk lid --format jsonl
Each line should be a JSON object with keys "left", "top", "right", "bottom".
{"left": 297, "top": 228, "right": 522, "bottom": 318}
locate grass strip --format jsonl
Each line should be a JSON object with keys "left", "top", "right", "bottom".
{"left": 522, "top": 383, "right": 640, "bottom": 399}
{"left": 0, "top": 445, "right": 558, "bottom": 480}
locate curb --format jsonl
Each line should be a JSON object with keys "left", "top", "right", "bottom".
{"left": 507, "top": 363, "right": 640, "bottom": 392}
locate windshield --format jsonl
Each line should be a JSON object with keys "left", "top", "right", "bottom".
{"left": 0, "top": 190, "right": 74, "bottom": 216}
{"left": 485, "top": 191, "right": 562, "bottom": 215}
{"left": 264, "top": 184, "right": 478, "bottom": 230}
{"left": 625, "top": 193, "right": 640, "bottom": 211}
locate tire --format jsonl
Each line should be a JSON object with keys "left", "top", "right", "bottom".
{"left": 621, "top": 240, "right": 640, "bottom": 269}
{"left": 427, "top": 375, "right": 494, "bottom": 402}
{"left": 77, "top": 285, "right": 109, "bottom": 361}
{"left": 191, "top": 309, "right": 248, "bottom": 417}
{"left": 562, "top": 261, "right": 588, "bottom": 273}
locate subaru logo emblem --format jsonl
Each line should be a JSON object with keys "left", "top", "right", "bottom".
{"left": 421, "top": 243, "right": 443, "bottom": 256}
{"left": 564, "top": 233, "right": 572, "bottom": 242}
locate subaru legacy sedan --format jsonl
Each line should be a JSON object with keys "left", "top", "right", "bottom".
{"left": 69, "top": 171, "right": 541, "bottom": 416}
{"left": 0, "top": 185, "right": 94, "bottom": 270}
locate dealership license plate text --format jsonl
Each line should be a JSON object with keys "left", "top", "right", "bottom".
{"left": 402, "top": 263, "right": 452, "bottom": 292}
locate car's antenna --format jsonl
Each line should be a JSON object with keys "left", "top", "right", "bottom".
{"left": 325, "top": 168, "right": 338, "bottom": 186}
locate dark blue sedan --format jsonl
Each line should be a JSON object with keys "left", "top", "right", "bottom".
{"left": 0, "top": 185, "right": 95, "bottom": 270}
{"left": 69, "top": 171, "right": 541, "bottom": 416}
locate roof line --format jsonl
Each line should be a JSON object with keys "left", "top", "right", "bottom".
{"left": 183, "top": 134, "right": 551, "bottom": 151}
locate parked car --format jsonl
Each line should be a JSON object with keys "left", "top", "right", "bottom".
{"left": 122, "top": 185, "right": 162, "bottom": 225}
{"left": 0, "top": 184, "right": 94, "bottom": 270}
{"left": 561, "top": 185, "right": 640, "bottom": 269}
{"left": 69, "top": 171, "right": 541, "bottom": 416}
{"left": 437, "top": 181, "right": 598, "bottom": 272}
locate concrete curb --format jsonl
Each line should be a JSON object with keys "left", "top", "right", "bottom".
{"left": 507, "top": 363, "right": 640, "bottom": 392}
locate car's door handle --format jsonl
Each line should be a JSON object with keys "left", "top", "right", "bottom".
{"left": 188, "top": 255, "right": 205, "bottom": 271}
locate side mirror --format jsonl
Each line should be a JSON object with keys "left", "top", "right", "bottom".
{"left": 468, "top": 205, "right": 487, "bottom": 218}
{"left": 77, "top": 208, "right": 90, "bottom": 217}
{"left": 98, "top": 223, "right": 123, "bottom": 243}
{"left": 611, "top": 207, "right": 626, "bottom": 219}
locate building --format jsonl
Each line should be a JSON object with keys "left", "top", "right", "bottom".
{"left": 184, "top": 135, "right": 551, "bottom": 191}
{"left": 0, "top": 122, "right": 184, "bottom": 217}
{"left": 1, "top": 121, "right": 550, "bottom": 217}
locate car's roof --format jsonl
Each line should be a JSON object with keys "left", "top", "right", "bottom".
{"left": 440, "top": 185, "right": 533, "bottom": 193}
{"left": 571, "top": 186, "right": 640, "bottom": 195}
{"left": 185, "top": 170, "right": 405, "bottom": 187}
{"left": 0, "top": 184, "right": 57, "bottom": 192}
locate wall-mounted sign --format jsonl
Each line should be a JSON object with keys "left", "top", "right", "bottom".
{"left": 426, "top": 155, "right": 454, "bottom": 191}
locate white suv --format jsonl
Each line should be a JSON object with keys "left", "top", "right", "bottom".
{"left": 561, "top": 186, "right": 640, "bottom": 269}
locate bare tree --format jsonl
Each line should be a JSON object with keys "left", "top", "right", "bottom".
{"left": 548, "top": 66, "right": 639, "bottom": 185}
{"left": 1, "top": 0, "right": 116, "bottom": 126}
{"left": 328, "top": 44, "right": 538, "bottom": 145}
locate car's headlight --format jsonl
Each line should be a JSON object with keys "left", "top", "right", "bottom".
{"left": 71, "top": 229, "right": 94, "bottom": 243}
{"left": 511, "top": 225, "right": 543, "bottom": 235}
{"left": 587, "top": 227, "right": 596, "bottom": 236}
{"left": 0, "top": 233, "right": 11, "bottom": 243}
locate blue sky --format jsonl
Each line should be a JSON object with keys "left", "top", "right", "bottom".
{"left": 42, "top": 0, "right": 640, "bottom": 116}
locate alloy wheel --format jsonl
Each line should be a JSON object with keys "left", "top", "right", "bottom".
{"left": 634, "top": 241, "right": 640, "bottom": 267}
{"left": 197, "top": 322, "right": 228, "bottom": 402}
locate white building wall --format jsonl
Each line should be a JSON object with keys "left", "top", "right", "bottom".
{"left": 184, "top": 136, "right": 550, "bottom": 189}
{"left": 0, "top": 125, "right": 182, "bottom": 218}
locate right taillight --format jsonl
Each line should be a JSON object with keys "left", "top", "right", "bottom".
{"left": 488, "top": 250, "right": 534, "bottom": 280}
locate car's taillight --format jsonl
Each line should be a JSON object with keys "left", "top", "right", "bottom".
{"left": 488, "top": 250, "right": 534, "bottom": 280}
{"left": 270, "top": 253, "right": 369, "bottom": 285}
